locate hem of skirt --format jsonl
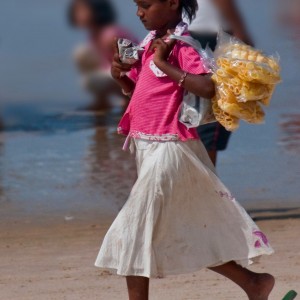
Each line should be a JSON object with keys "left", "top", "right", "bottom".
{"left": 117, "top": 127, "right": 199, "bottom": 142}
{"left": 95, "top": 249, "right": 274, "bottom": 279}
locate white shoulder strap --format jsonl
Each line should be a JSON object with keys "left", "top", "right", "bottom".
{"left": 169, "top": 34, "right": 202, "bottom": 51}
{"left": 169, "top": 34, "right": 215, "bottom": 71}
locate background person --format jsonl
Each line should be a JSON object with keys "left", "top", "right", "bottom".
{"left": 68, "top": 0, "right": 137, "bottom": 111}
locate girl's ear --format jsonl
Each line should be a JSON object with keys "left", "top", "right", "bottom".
{"left": 169, "top": 0, "right": 180, "bottom": 11}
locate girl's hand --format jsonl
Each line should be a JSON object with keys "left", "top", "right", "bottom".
{"left": 152, "top": 36, "right": 176, "bottom": 65}
{"left": 111, "top": 38, "right": 133, "bottom": 80}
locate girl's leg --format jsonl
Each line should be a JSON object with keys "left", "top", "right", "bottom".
{"left": 207, "top": 150, "right": 217, "bottom": 166}
{"left": 126, "top": 276, "right": 149, "bottom": 300}
{"left": 209, "top": 261, "right": 275, "bottom": 300}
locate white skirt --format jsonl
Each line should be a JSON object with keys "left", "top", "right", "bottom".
{"left": 95, "top": 139, "right": 274, "bottom": 278}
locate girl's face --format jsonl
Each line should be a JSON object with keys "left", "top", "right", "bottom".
{"left": 73, "top": 1, "right": 93, "bottom": 29}
{"left": 134, "top": 0, "right": 180, "bottom": 31}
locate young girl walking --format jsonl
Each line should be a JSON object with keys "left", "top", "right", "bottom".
{"left": 95, "top": 0, "right": 275, "bottom": 299}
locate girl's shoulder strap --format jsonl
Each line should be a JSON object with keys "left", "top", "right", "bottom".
{"left": 169, "top": 34, "right": 215, "bottom": 71}
{"left": 169, "top": 34, "right": 202, "bottom": 51}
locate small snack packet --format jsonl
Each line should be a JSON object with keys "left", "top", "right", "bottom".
{"left": 117, "top": 38, "right": 144, "bottom": 65}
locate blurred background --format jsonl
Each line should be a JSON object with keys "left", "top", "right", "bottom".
{"left": 0, "top": 0, "right": 299, "bottom": 227}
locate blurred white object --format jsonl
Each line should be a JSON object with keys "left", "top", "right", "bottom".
{"left": 73, "top": 44, "right": 101, "bottom": 73}
{"left": 81, "top": 70, "right": 113, "bottom": 94}
{"left": 64, "top": 215, "right": 75, "bottom": 221}
{"left": 73, "top": 44, "right": 113, "bottom": 94}
{"left": 184, "top": 0, "right": 229, "bottom": 33}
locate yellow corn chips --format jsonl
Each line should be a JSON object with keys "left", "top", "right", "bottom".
{"left": 217, "top": 93, "right": 265, "bottom": 124}
{"left": 211, "top": 35, "right": 281, "bottom": 131}
{"left": 212, "top": 98, "right": 240, "bottom": 131}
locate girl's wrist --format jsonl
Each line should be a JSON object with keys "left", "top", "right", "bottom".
{"left": 114, "top": 75, "right": 135, "bottom": 96}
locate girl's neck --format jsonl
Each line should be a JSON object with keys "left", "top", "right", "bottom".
{"left": 155, "top": 16, "right": 182, "bottom": 38}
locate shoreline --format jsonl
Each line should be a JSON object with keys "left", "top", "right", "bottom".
{"left": 1, "top": 212, "right": 299, "bottom": 300}
{"left": 1, "top": 204, "right": 300, "bottom": 228}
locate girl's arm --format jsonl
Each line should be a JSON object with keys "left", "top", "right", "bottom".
{"left": 113, "top": 74, "right": 136, "bottom": 96}
{"left": 154, "top": 59, "right": 215, "bottom": 99}
{"left": 152, "top": 39, "right": 215, "bottom": 99}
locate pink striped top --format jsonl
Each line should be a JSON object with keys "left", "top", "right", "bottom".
{"left": 118, "top": 24, "right": 209, "bottom": 141}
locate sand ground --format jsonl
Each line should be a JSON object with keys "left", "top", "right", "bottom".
{"left": 1, "top": 217, "right": 299, "bottom": 300}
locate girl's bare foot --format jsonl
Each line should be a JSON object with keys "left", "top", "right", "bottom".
{"left": 246, "top": 273, "right": 275, "bottom": 300}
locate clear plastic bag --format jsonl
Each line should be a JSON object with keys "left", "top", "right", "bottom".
{"left": 179, "top": 91, "right": 216, "bottom": 128}
{"left": 169, "top": 35, "right": 216, "bottom": 128}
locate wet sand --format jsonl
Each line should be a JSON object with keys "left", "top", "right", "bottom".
{"left": 0, "top": 107, "right": 299, "bottom": 300}
{"left": 1, "top": 215, "right": 299, "bottom": 300}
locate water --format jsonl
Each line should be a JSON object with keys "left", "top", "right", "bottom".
{"left": 0, "top": 0, "right": 299, "bottom": 225}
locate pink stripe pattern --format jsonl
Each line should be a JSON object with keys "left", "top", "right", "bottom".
{"left": 118, "top": 22, "right": 209, "bottom": 142}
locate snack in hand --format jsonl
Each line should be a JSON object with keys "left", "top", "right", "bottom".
{"left": 117, "top": 38, "right": 144, "bottom": 65}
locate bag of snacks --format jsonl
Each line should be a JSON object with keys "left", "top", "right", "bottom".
{"left": 211, "top": 31, "right": 281, "bottom": 131}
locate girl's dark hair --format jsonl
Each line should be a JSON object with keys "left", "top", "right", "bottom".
{"left": 180, "top": 0, "right": 198, "bottom": 22}
{"left": 68, "top": 0, "right": 117, "bottom": 27}
{"left": 160, "top": 0, "right": 198, "bottom": 22}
